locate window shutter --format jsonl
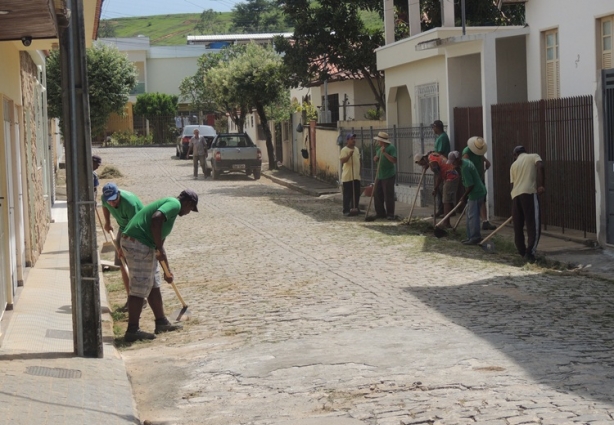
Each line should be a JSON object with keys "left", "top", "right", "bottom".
{"left": 546, "top": 61, "right": 555, "bottom": 99}
{"left": 604, "top": 51, "right": 612, "bottom": 70}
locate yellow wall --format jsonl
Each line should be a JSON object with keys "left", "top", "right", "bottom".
{"left": 314, "top": 127, "right": 341, "bottom": 184}
{"left": 106, "top": 103, "right": 134, "bottom": 134}
{"left": 0, "top": 44, "right": 23, "bottom": 103}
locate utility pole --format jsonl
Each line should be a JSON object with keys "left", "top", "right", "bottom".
{"left": 58, "top": 0, "right": 103, "bottom": 357}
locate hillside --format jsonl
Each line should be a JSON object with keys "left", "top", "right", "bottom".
{"left": 100, "top": 11, "right": 383, "bottom": 46}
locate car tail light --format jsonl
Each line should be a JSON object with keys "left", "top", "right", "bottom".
{"left": 257, "top": 148, "right": 262, "bottom": 160}
{"left": 182, "top": 136, "right": 191, "bottom": 143}
{"left": 215, "top": 151, "right": 221, "bottom": 161}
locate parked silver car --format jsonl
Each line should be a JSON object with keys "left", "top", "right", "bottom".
{"left": 176, "top": 125, "right": 216, "bottom": 159}
{"left": 208, "top": 133, "right": 262, "bottom": 180}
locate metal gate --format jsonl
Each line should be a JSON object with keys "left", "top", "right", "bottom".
{"left": 492, "top": 96, "right": 595, "bottom": 236}
{"left": 454, "top": 106, "right": 483, "bottom": 152}
{"left": 603, "top": 68, "right": 614, "bottom": 243}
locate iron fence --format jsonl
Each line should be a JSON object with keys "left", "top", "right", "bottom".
{"left": 339, "top": 124, "right": 442, "bottom": 206}
{"left": 491, "top": 96, "right": 596, "bottom": 236}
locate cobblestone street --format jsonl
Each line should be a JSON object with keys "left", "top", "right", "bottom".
{"left": 98, "top": 147, "right": 614, "bottom": 425}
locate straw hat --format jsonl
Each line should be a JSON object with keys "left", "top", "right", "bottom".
{"left": 467, "top": 136, "right": 487, "bottom": 156}
{"left": 374, "top": 131, "right": 391, "bottom": 144}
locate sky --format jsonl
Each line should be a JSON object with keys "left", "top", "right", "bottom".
{"left": 101, "top": 0, "right": 241, "bottom": 19}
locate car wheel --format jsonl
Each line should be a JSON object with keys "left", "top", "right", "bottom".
{"left": 176, "top": 146, "right": 181, "bottom": 158}
{"left": 252, "top": 169, "right": 261, "bottom": 180}
{"left": 245, "top": 169, "right": 252, "bottom": 177}
{"left": 212, "top": 168, "right": 220, "bottom": 180}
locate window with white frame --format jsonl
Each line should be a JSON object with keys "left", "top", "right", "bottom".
{"left": 415, "top": 82, "right": 439, "bottom": 126}
{"left": 602, "top": 15, "right": 613, "bottom": 70}
{"left": 544, "top": 29, "right": 560, "bottom": 99}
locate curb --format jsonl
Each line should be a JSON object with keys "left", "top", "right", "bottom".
{"left": 262, "top": 172, "right": 336, "bottom": 197}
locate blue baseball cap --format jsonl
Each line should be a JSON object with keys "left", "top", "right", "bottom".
{"left": 346, "top": 133, "right": 356, "bottom": 140}
{"left": 102, "top": 182, "right": 119, "bottom": 201}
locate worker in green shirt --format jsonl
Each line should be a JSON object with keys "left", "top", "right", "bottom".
{"left": 371, "top": 131, "right": 398, "bottom": 220}
{"left": 102, "top": 183, "right": 144, "bottom": 310}
{"left": 449, "top": 151, "right": 487, "bottom": 245}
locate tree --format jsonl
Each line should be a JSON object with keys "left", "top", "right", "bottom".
{"left": 133, "top": 93, "right": 178, "bottom": 143}
{"left": 275, "top": 0, "right": 386, "bottom": 112}
{"left": 194, "top": 9, "right": 226, "bottom": 34}
{"left": 203, "top": 49, "right": 249, "bottom": 133}
{"left": 97, "top": 20, "right": 116, "bottom": 38}
{"left": 47, "top": 44, "right": 137, "bottom": 137}
{"left": 179, "top": 53, "right": 219, "bottom": 114}
{"left": 205, "top": 43, "right": 289, "bottom": 169}
{"left": 231, "top": 0, "right": 286, "bottom": 33}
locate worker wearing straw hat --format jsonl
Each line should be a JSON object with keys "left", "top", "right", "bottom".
{"left": 371, "top": 131, "right": 398, "bottom": 220}
{"left": 462, "top": 136, "right": 496, "bottom": 230}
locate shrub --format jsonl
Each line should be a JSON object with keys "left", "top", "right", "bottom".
{"left": 108, "top": 130, "right": 154, "bottom": 146}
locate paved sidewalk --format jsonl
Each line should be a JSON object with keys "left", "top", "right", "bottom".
{"left": 263, "top": 167, "right": 612, "bottom": 278}
{"left": 0, "top": 201, "right": 139, "bottom": 425}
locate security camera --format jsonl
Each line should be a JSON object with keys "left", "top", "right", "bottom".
{"left": 21, "top": 36, "right": 32, "bottom": 47}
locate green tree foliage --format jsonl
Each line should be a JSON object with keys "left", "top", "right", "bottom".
{"left": 179, "top": 53, "right": 223, "bottom": 113}
{"left": 97, "top": 20, "right": 117, "bottom": 38}
{"left": 133, "top": 92, "right": 178, "bottom": 143}
{"left": 275, "top": 0, "right": 386, "bottom": 112}
{"left": 231, "top": 0, "right": 286, "bottom": 33}
{"left": 194, "top": 9, "right": 226, "bottom": 34}
{"left": 205, "top": 43, "right": 289, "bottom": 169}
{"left": 46, "top": 44, "right": 137, "bottom": 137}
{"left": 199, "top": 45, "right": 251, "bottom": 132}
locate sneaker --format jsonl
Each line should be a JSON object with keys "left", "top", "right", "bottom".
{"left": 482, "top": 221, "right": 497, "bottom": 230}
{"left": 155, "top": 318, "right": 183, "bottom": 334}
{"left": 386, "top": 215, "right": 398, "bottom": 221}
{"left": 462, "top": 238, "right": 481, "bottom": 245}
{"left": 117, "top": 302, "right": 129, "bottom": 313}
{"left": 124, "top": 329, "right": 156, "bottom": 342}
{"left": 524, "top": 253, "right": 536, "bottom": 264}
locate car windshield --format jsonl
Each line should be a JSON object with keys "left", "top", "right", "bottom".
{"left": 215, "top": 136, "right": 253, "bottom": 148}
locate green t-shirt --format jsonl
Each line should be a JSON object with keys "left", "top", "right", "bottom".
{"left": 460, "top": 159, "right": 487, "bottom": 201}
{"left": 462, "top": 146, "right": 484, "bottom": 177}
{"left": 102, "top": 190, "right": 143, "bottom": 232}
{"left": 376, "top": 143, "right": 397, "bottom": 180}
{"left": 434, "top": 132, "right": 451, "bottom": 157}
{"left": 123, "top": 197, "right": 181, "bottom": 248}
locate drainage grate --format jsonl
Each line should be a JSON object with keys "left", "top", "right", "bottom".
{"left": 25, "top": 366, "right": 82, "bottom": 379}
{"left": 45, "top": 329, "right": 73, "bottom": 340}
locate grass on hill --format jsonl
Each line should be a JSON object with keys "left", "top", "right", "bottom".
{"left": 101, "top": 11, "right": 383, "bottom": 46}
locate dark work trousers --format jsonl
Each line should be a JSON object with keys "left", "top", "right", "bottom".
{"left": 342, "top": 180, "right": 361, "bottom": 213}
{"left": 512, "top": 193, "right": 541, "bottom": 257}
{"left": 435, "top": 186, "right": 444, "bottom": 215}
{"left": 374, "top": 175, "right": 396, "bottom": 218}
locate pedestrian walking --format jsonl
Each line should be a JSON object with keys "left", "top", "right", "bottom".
{"left": 510, "top": 145, "right": 545, "bottom": 263}
{"left": 370, "top": 131, "right": 397, "bottom": 220}
{"left": 188, "top": 129, "right": 208, "bottom": 179}
{"left": 449, "top": 151, "right": 487, "bottom": 245}
{"left": 431, "top": 120, "right": 450, "bottom": 217}
{"left": 120, "top": 189, "right": 199, "bottom": 342}
{"left": 101, "top": 182, "right": 144, "bottom": 309}
{"left": 340, "top": 133, "right": 361, "bottom": 216}
{"left": 462, "top": 136, "right": 496, "bottom": 230}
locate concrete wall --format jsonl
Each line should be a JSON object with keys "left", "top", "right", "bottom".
{"left": 525, "top": 0, "right": 613, "bottom": 100}
{"left": 147, "top": 57, "right": 198, "bottom": 96}
{"left": 314, "top": 127, "right": 341, "bottom": 184}
{"left": 496, "top": 36, "right": 528, "bottom": 104}
{"left": 384, "top": 55, "right": 447, "bottom": 127}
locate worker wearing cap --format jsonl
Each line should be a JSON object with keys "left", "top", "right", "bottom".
{"left": 510, "top": 145, "right": 545, "bottom": 264}
{"left": 120, "top": 189, "right": 199, "bottom": 342}
{"left": 101, "top": 183, "right": 144, "bottom": 309}
{"left": 339, "top": 133, "right": 361, "bottom": 216}
{"left": 415, "top": 152, "right": 459, "bottom": 228}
